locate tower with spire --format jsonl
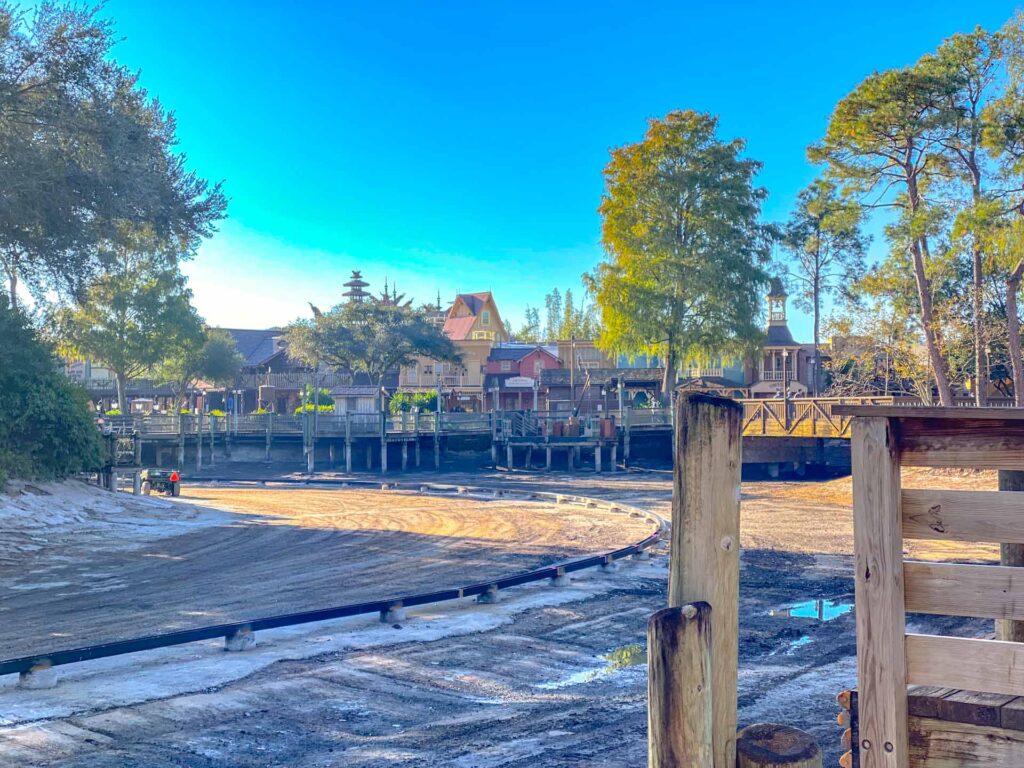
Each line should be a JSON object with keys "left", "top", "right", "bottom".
{"left": 342, "top": 271, "right": 370, "bottom": 303}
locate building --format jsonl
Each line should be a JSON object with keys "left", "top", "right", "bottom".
{"left": 483, "top": 344, "right": 562, "bottom": 410}
{"left": 747, "top": 279, "right": 815, "bottom": 397}
{"left": 398, "top": 291, "right": 509, "bottom": 411}
{"left": 329, "top": 385, "right": 379, "bottom": 414}
{"left": 541, "top": 367, "right": 665, "bottom": 414}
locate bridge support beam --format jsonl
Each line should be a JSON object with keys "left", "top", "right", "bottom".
{"left": 415, "top": 439, "right": 421, "bottom": 468}
{"left": 401, "top": 442, "right": 408, "bottom": 472}
{"left": 434, "top": 436, "right": 440, "bottom": 470}
{"left": 611, "top": 443, "right": 617, "bottom": 472}
{"left": 595, "top": 445, "right": 602, "bottom": 473}
{"left": 546, "top": 446, "right": 552, "bottom": 471}
{"left": 507, "top": 444, "right": 513, "bottom": 471}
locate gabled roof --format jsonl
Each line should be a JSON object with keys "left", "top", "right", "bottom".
{"left": 329, "top": 385, "right": 378, "bottom": 397}
{"left": 223, "top": 328, "right": 286, "bottom": 367}
{"left": 442, "top": 292, "right": 504, "bottom": 340}
{"left": 487, "top": 345, "right": 560, "bottom": 363}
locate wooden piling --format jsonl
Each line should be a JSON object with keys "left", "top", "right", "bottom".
{"left": 736, "top": 723, "right": 822, "bottom": 768}
{"left": 647, "top": 602, "right": 714, "bottom": 768}
{"left": 998, "top": 469, "right": 1024, "bottom": 642}
{"left": 670, "top": 392, "right": 742, "bottom": 766}
{"left": 195, "top": 410, "right": 204, "bottom": 471}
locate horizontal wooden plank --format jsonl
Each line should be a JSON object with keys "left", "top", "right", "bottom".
{"left": 903, "top": 489, "right": 1024, "bottom": 543}
{"left": 833, "top": 405, "right": 1024, "bottom": 420}
{"left": 897, "top": 419, "right": 1024, "bottom": 470}
{"left": 907, "top": 635, "right": 1024, "bottom": 696}
{"left": 909, "top": 716, "right": 1024, "bottom": 766}
{"left": 905, "top": 562, "right": 1024, "bottom": 620}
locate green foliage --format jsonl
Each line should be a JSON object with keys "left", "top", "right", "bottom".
{"left": 294, "top": 403, "right": 335, "bottom": 414}
{"left": 389, "top": 391, "right": 437, "bottom": 414}
{"left": 0, "top": 3, "right": 226, "bottom": 305}
{"left": 520, "top": 288, "right": 599, "bottom": 342}
{"left": 586, "top": 110, "right": 771, "bottom": 393}
{"left": 208, "top": 409, "right": 227, "bottom": 418}
{"left": 104, "top": 409, "right": 122, "bottom": 416}
{"left": 158, "top": 327, "right": 243, "bottom": 410}
{"left": 0, "top": 297, "right": 101, "bottom": 487}
{"left": 286, "top": 300, "right": 461, "bottom": 401}
{"left": 55, "top": 244, "right": 204, "bottom": 411}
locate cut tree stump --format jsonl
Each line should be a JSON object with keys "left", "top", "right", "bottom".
{"left": 736, "top": 723, "right": 822, "bottom": 768}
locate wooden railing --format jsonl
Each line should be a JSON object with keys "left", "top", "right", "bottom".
{"left": 740, "top": 396, "right": 896, "bottom": 438}
{"left": 838, "top": 405, "right": 1024, "bottom": 767}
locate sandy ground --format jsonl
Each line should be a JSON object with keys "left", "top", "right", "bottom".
{"left": 0, "top": 467, "right": 996, "bottom": 766}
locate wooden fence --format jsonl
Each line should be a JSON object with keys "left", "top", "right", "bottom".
{"left": 835, "top": 405, "right": 1024, "bottom": 767}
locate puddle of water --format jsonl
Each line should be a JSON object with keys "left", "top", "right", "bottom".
{"left": 769, "top": 598, "right": 852, "bottom": 622}
{"left": 769, "top": 634, "right": 813, "bottom": 657}
{"left": 536, "top": 643, "right": 647, "bottom": 690}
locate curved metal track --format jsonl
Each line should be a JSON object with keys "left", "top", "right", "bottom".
{"left": 0, "top": 479, "right": 666, "bottom": 678}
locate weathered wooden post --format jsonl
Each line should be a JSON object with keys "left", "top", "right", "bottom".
{"left": 666, "top": 392, "right": 742, "bottom": 766}
{"left": 736, "top": 724, "right": 822, "bottom": 768}
{"left": 177, "top": 412, "right": 186, "bottom": 467}
{"left": 195, "top": 410, "right": 204, "bottom": 471}
{"left": 623, "top": 405, "right": 631, "bottom": 466}
{"left": 433, "top": 410, "right": 441, "bottom": 470}
{"left": 265, "top": 411, "right": 273, "bottom": 462}
{"left": 999, "top": 469, "right": 1024, "bottom": 642}
{"left": 648, "top": 602, "right": 714, "bottom": 767}
{"left": 345, "top": 412, "right": 353, "bottom": 474}
{"left": 209, "top": 415, "right": 216, "bottom": 468}
{"left": 380, "top": 410, "right": 388, "bottom": 473}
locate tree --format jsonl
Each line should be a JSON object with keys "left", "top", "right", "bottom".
{"left": 780, "top": 178, "right": 867, "bottom": 394}
{"left": 159, "top": 328, "right": 243, "bottom": 411}
{"left": 286, "top": 299, "right": 461, "bottom": 409}
{"left": 0, "top": 295, "right": 100, "bottom": 487}
{"left": 55, "top": 249, "right": 204, "bottom": 411}
{"left": 515, "top": 306, "right": 542, "bottom": 343}
{"left": 0, "top": 3, "right": 226, "bottom": 305}
{"left": 812, "top": 64, "right": 958, "bottom": 404}
{"left": 586, "top": 110, "right": 771, "bottom": 395}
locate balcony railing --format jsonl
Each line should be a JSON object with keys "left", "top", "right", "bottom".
{"left": 685, "top": 367, "right": 724, "bottom": 379}
{"left": 760, "top": 370, "right": 794, "bottom": 382}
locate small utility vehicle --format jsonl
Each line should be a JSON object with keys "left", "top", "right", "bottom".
{"left": 140, "top": 469, "right": 181, "bottom": 497}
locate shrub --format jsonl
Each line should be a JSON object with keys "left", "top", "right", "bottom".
{"left": 104, "top": 408, "right": 122, "bottom": 416}
{"left": 208, "top": 409, "right": 227, "bottom": 417}
{"left": 0, "top": 298, "right": 101, "bottom": 488}
{"left": 389, "top": 391, "right": 437, "bottom": 414}
{"left": 294, "top": 403, "right": 335, "bottom": 414}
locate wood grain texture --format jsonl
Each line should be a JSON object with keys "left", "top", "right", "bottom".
{"left": 908, "top": 716, "right": 1024, "bottom": 765}
{"left": 851, "top": 417, "right": 908, "bottom": 768}
{"left": 906, "top": 634, "right": 1024, "bottom": 696}
{"left": 902, "top": 489, "right": 1024, "bottom": 543}
{"left": 905, "top": 561, "right": 1024, "bottom": 620}
{"left": 647, "top": 603, "right": 713, "bottom": 768}
{"left": 736, "top": 723, "right": 821, "bottom": 767}
{"left": 897, "top": 419, "right": 1024, "bottom": 469}
{"left": 998, "top": 469, "right": 1024, "bottom": 642}
{"left": 671, "top": 393, "right": 742, "bottom": 767}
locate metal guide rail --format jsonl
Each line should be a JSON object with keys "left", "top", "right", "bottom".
{"left": 0, "top": 479, "right": 666, "bottom": 678}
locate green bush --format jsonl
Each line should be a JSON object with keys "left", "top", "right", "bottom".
{"left": 0, "top": 297, "right": 101, "bottom": 488}
{"left": 294, "top": 403, "right": 335, "bottom": 414}
{"left": 389, "top": 391, "right": 437, "bottom": 414}
{"left": 104, "top": 408, "right": 122, "bottom": 416}
{"left": 208, "top": 409, "right": 227, "bottom": 417}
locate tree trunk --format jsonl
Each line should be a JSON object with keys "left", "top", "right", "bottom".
{"left": 911, "top": 236, "right": 953, "bottom": 405}
{"left": 813, "top": 276, "right": 821, "bottom": 397}
{"left": 973, "top": 241, "right": 987, "bottom": 406}
{"left": 1008, "top": 265, "right": 1024, "bottom": 407}
{"left": 115, "top": 372, "right": 128, "bottom": 412}
{"left": 661, "top": 345, "right": 677, "bottom": 402}
{"left": 7, "top": 269, "right": 15, "bottom": 307}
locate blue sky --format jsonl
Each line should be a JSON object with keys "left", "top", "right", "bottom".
{"left": 101, "top": 1, "right": 1020, "bottom": 340}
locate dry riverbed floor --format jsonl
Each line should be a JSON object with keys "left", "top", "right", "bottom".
{"left": 0, "top": 467, "right": 995, "bottom": 766}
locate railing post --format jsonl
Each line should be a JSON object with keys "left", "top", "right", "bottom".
{"left": 265, "top": 412, "right": 273, "bottom": 462}
{"left": 195, "top": 410, "right": 204, "bottom": 472}
{"left": 345, "top": 412, "right": 352, "bottom": 474}
{"left": 208, "top": 415, "right": 216, "bottom": 467}
{"left": 177, "top": 412, "right": 185, "bottom": 468}
{"left": 669, "top": 393, "right": 742, "bottom": 766}
{"left": 998, "top": 469, "right": 1024, "bottom": 641}
{"left": 648, "top": 602, "right": 714, "bottom": 767}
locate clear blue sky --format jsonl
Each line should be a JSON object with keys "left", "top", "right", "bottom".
{"left": 101, "top": 0, "right": 1020, "bottom": 340}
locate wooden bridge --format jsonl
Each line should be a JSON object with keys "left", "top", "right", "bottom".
{"left": 108, "top": 396, "right": 898, "bottom": 446}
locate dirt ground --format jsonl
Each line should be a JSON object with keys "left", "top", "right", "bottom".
{"left": 0, "top": 467, "right": 995, "bottom": 767}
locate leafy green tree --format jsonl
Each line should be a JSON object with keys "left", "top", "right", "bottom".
{"left": 159, "top": 328, "right": 244, "bottom": 411}
{"left": 286, "top": 300, "right": 461, "bottom": 409}
{"left": 0, "top": 3, "right": 226, "bottom": 305}
{"left": 56, "top": 248, "right": 204, "bottom": 411}
{"left": 586, "top": 110, "right": 771, "bottom": 395}
{"left": 0, "top": 295, "right": 100, "bottom": 487}
{"left": 812, "top": 62, "right": 961, "bottom": 403}
{"left": 389, "top": 391, "right": 437, "bottom": 414}
{"left": 780, "top": 178, "right": 867, "bottom": 394}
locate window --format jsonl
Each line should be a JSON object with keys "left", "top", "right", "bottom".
{"left": 423, "top": 365, "right": 433, "bottom": 376}
{"left": 408, "top": 365, "right": 417, "bottom": 383}
{"left": 482, "top": 310, "right": 490, "bottom": 326}
{"left": 501, "top": 360, "right": 511, "bottom": 371}
{"left": 472, "top": 330, "right": 496, "bottom": 340}
{"left": 534, "top": 359, "right": 543, "bottom": 375}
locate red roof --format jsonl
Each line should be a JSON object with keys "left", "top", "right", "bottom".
{"left": 442, "top": 292, "right": 496, "bottom": 340}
